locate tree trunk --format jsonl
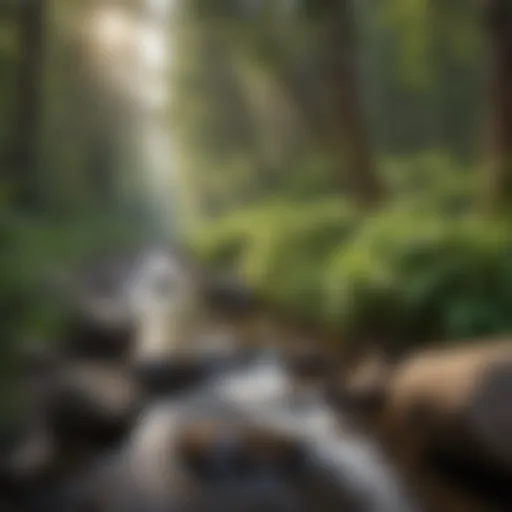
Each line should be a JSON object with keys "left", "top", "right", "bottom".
{"left": 261, "top": 0, "right": 383, "bottom": 207}
{"left": 326, "top": 0, "right": 384, "bottom": 208}
{"left": 481, "top": 0, "right": 512, "bottom": 211}
{"left": 9, "top": 0, "right": 45, "bottom": 211}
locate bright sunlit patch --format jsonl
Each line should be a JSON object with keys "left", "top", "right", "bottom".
{"left": 87, "top": 5, "right": 133, "bottom": 54}
{"left": 139, "top": 28, "right": 167, "bottom": 70}
{"left": 81, "top": 0, "right": 178, "bottom": 234}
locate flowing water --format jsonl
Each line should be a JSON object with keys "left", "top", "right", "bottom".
{"left": 181, "top": 352, "right": 419, "bottom": 512}
{"left": 77, "top": 1, "right": 421, "bottom": 509}
{"left": 81, "top": 348, "right": 418, "bottom": 512}
{"left": 68, "top": 245, "right": 419, "bottom": 510}
{"left": 134, "top": 0, "right": 180, "bottom": 237}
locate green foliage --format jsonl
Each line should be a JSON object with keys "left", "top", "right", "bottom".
{"left": 191, "top": 198, "right": 359, "bottom": 320}
{"left": 359, "top": 0, "right": 483, "bottom": 156}
{"left": 325, "top": 212, "right": 512, "bottom": 346}
{"left": 0, "top": 211, "right": 149, "bottom": 425}
{"left": 383, "top": 151, "right": 477, "bottom": 214}
{"left": 0, "top": 213, "right": 150, "bottom": 344}
{"left": 191, "top": 152, "right": 512, "bottom": 352}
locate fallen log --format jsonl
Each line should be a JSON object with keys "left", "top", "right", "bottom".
{"left": 383, "top": 340, "right": 512, "bottom": 477}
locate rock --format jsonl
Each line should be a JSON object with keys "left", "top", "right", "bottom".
{"left": 383, "top": 341, "right": 512, "bottom": 477}
{"left": 133, "top": 357, "right": 217, "bottom": 396}
{"left": 203, "top": 275, "right": 262, "bottom": 321}
{"left": 330, "top": 352, "right": 393, "bottom": 418}
{"left": 176, "top": 419, "right": 307, "bottom": 482}
{"left": 284, "top": 344, "right": 334, "bottom": 384}
{"left": 45, "top": 362, "right": 144, "bottom": 450}
{"left": 60, "top": 307, "right": 135, "bottom": 362}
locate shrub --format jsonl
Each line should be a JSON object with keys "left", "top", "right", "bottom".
{"left": 325, "top": 211, "right": 512, "bottom": 349}
{"left": 192, "top": 199, "right": 512, "bottom": 353}
{"left": 383, "top": 151, "right": 477, "bottom": 215}
{"left": 0, "top": 213, "right": 150, "bottom": 342}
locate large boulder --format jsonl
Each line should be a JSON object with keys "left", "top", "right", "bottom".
{"left": 383, "top": 341, "right": 512, "bottom": 477}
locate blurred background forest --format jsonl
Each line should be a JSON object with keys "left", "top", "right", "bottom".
{"left": 1, "top": 0, "right": 512, "bottom": 380}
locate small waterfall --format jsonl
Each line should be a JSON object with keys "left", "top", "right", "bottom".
{"left": 134, "top": 0, "right": 180, "bottom": 239}
{"left": 83, "top": 0, "right": 180, "bottom": 239}
{"left": 123, "top": 247, "right": 199, "bottom": 362}
{"left": 82, "top": 0, "right": 198, "bottom": 362}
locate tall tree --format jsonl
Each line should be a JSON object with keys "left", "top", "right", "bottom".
{"left": 319, "top": 0, "right": 384, "bottom": 207}
{"left": 232, "top": 0, "right": 385, "bottom": 207}
{"left": 10, "top": 0, "right": 46, "bottom": 210}
{"left": 481, "top": 0, "right": 512, "bottom": 211}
